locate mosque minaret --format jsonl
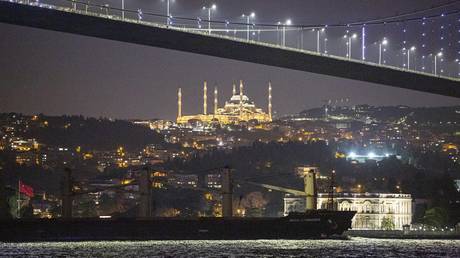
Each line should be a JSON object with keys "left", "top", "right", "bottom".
{"left": 177, "top": 80, "right": 272, "bottom": 125}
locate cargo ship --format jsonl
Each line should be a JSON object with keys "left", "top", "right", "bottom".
{"left": 0, "top": 210, "right": 355, "bottom": 241}
{"left": 0, "top": 168, "right": 356, "bottom": 242}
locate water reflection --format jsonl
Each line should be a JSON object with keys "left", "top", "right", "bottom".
{"left": 1, "top": 238, "right": 459, "bottom": 257}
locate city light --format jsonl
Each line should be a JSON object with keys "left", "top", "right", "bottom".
{"left": 348, "top": 152, "right": 357, "bottom": 158}
{"left": 346, "top": 152, "right": 395, "bottom": 162}
{"left": 4, "top": 0, "right": 460, "bottom": 249}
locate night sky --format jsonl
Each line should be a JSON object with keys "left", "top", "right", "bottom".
{"left": 1, "top": 0, "right": 460, "bottom": 120}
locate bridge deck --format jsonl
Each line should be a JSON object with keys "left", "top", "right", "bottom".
{"left": 1, "top": 1, "right": 459, "bottom": 98}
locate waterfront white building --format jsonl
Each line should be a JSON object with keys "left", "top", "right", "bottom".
{"left": 284, "top": 193, "right": 412, "bottom": 230}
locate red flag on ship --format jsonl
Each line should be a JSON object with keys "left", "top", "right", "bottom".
{"left": 19, "top": 180, "right": 34, "bottom": 197}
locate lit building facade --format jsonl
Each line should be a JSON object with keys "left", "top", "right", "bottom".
{"left": 284, "top": 193, "right": 412, "bottom": 230}
{"left": 177, "top": 80, "right": 272, "bottom": 125}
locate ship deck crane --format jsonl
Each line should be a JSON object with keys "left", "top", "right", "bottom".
{"left": 237, "top": 168, "right": 318, "bottom": 211}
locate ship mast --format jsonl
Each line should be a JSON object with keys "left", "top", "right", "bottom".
{"left": 327, "top": 170, "right": 336, "bottom": 211}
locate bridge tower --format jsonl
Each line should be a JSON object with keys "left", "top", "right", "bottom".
{"left": 61, "top": 168, "right": 73, "bottom": 219}
{"left": 221, "top": 167, "right": 233, "bottom": 218}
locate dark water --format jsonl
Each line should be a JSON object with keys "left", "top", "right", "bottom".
{"left": 0, "top": 238, "right": 459, "bottom": 257}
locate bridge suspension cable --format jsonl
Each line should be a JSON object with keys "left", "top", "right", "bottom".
{"left": 61, "top": 0, "right": 460, "bottom": 29}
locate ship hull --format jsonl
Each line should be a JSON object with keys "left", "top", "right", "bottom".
{"left": 0, "top": 210, "right": 355, "bottom": 241}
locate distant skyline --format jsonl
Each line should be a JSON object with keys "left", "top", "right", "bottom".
{"left": 1, "top": 0, "right": 460, "bottom": 120}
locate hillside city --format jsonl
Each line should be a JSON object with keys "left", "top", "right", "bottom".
{"left": 0, "top": 104, "right": 459, "bottom": 230}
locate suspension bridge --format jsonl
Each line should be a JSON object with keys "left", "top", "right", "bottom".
{"left": 1, "top": 0, "right": 460, "bottom": 97}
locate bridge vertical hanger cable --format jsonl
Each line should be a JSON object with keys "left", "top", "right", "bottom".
{"left": 420, "top": 16, "right": 427, "bottom": 71}
{"left": 362, "top": 25, "right": 366, "bottom": 60}
{"left": 457, "top": 15, "right": 460, "bottom": 77}
{"left": 60, "top": 0, "right": 460, "bottom": 29}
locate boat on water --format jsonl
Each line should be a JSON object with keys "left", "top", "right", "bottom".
{"left": 0, "top": 168, "right": 356, "bottom": 241}
{"left": 0, "top": 210, "right": 356, "bottom": 241}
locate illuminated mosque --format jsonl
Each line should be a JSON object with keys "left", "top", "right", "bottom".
{"left": 177, "top": 80, "right": 272, "bottom": 125}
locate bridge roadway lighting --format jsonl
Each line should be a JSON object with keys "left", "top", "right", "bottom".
{"left": 202, "top": 4, "right": 217, "bottom": 34}
{"left": 378, "top": 38, "right": 388, "bottom": 65}
{"left": 167, "top": 0, "right": 170, "bottom": 26}
{"left": 324, "top": 38, "right": 328, "bottom": 54}
{"left": 242, "top": 12, "right": 255, "bottom": 41}
{"left": 344, "top": 33, "right": 357, "bottom": 59}
{"left": 434, "top": 52, "right": 443, "bottom": 76}
{"left": 316, "top": 28, "right": 325, "bottom": 53}
{"left": 137, "top": 8, "right": 143, "bottom": 21}
{"left": 407, "top": 46, "right": 416, "bottom": 71}
{"left": 281, "top": 19, "right": 291, "bottom": 47}
{"left": 456, "top": 59, "right": 460, "bottom": 78}
{"left": 162, "top": 0, "right": 174, "bottom": 26}
{"left": 277, "top": 22, "right": 281, "bottom": 45}
{"left": 121, "top": 0, "right": 124, "bottom": 20}
{"left": 85, "top": 0, "right": 90, "bottom": 14}
{"left": 103, "top": 4, "right": 109, "bottom": 16}
{"left": 361, "top": 26, "right": 366, "bottom": 60}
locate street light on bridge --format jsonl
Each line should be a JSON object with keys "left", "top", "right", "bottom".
{"left": 378, "top": 38, "right": 388, "bottom": 65}
{"left": 242, "top": 12, "right": 255, "bottom": 41}
{"left": 162, "top": 0, "right": 175, "bottom": 27}
{"left": 407, "top": 46, "right": 416, "bottom": 71}
{"left": 121, "top": 0, "right": 124, "bottom": 20}
{"left": 344, "top": 33, "right": 357, "bottom": 60}
{"left": 316, "top": 28, "right": 325, "bottom": 53}
{"left": 434, "top": 52, "right": 443, "bottom": 76}
{"left": 203, "top": 4, "right": 217, "bottom": 34}
{"left": 456, "top": 59, "right": 460, "bottom": 78}
{"left": 280, "top": 19, "right": 292, "bottom": 47}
